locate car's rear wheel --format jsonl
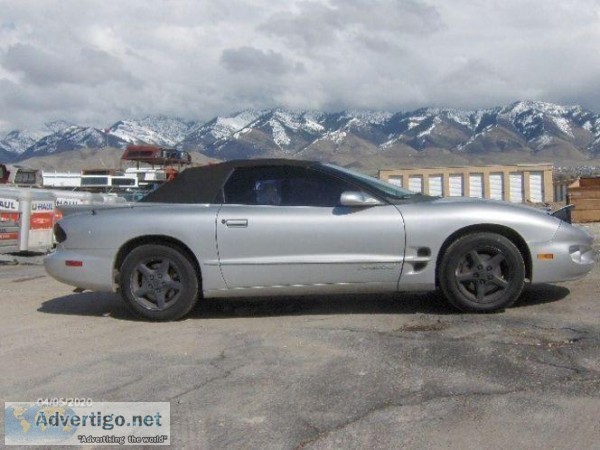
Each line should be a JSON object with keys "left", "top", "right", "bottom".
{"left": 120, "top": 244, "right": 199, "bottom": 321}
{"left": 439, "top": 232, "right": 525, "bottom": 312}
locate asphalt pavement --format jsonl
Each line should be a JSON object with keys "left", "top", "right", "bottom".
{"left": 0, "top": 227, "right": 599, "bottom": 449}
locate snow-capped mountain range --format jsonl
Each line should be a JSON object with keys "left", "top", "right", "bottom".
{"left": 1, "top": 101, "right": 599, "bottom": 166}
{"left": 109, "top": 116, "right": 195, "bottom": 147}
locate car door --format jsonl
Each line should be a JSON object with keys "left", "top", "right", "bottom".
{"left": 215, "top": 165, "right": 406, "bottom": 295}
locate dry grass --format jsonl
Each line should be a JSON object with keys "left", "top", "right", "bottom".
{"left": 16, "top": 147, "right": 220, "bottom": 171}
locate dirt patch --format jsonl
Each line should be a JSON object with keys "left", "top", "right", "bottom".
{"left": 397, "top": 319, "right": 450, "bottom": 332}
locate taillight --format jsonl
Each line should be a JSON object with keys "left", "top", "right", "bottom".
{"left": 65, "top": 260, "right": 83, "bottom": 267}
{"left": 54, "top": 223, "right": 67, "bottom": 243}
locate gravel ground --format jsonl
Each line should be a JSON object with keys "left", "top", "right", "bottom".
{"left": 580, "top": 222, "right": 600, "bottom": 256}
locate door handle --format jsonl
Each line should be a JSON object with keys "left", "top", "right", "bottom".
{"left": 222, "top": 218, "right": 248, "bottom": 228}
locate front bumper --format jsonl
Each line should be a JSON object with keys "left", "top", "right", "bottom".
{"left": 44, "top": 247, "right": 116, "bottom": 292}
{"left": 530, "top": 223, "right": 595, "bottom": 283}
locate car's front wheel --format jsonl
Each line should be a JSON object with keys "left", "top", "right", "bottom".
{"left": 439, "top": 232, "right": 525, "bottom": 312}
{"left": 120, "top": 244, "right": 199, "bottom": 321}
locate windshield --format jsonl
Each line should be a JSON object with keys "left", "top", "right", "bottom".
{"left": 322, "top": 163, "right": 416, "bottom": 199}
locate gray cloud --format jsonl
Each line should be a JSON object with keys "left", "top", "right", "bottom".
{"left": 0, "top": 0, "right": 598, "bottom": 132}
{"left": 221, "top": 46, "right": 301, "bottom": 75}
{"left": 2, "top": 44, "right": 135, "bottom": 87}
{"left": 260, "top": 0, "right": 442, "bottom": 51}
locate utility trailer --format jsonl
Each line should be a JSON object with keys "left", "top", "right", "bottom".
{"left": 1, "top": 165, "right": 41, "bottom": 186}
{"left": 121, "top": 145, "right": 192, "bottom": 167}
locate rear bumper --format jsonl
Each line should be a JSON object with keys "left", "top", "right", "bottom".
{"left": 44, "top": 248, "right": 116, "bottom": 292}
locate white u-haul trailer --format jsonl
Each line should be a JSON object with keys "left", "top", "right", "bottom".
{"left": 0, "top": 187, "right": 128, "bottom": 254}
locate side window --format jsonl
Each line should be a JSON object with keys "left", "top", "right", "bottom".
{"left": 222, "top": 166, "right": 356, "bottom": 207}
{"left": 15, "top": 171, "right": 35, "bottom": 184}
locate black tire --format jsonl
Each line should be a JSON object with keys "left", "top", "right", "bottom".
{"left": 119, "top": 244, "right": 199, "bottom": 321}
{"left": 439, "top": 232, "right": 525, "bottom": 313}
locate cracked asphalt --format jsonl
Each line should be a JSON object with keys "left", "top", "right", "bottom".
{"left": 1, "top": 225, "right": 599, "bottom": 449}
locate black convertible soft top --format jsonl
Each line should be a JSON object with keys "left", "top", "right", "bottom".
{"left": 140, "top": 159, "right": 317, "bottom": 204}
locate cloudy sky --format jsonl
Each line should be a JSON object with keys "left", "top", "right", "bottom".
{"left": 0, "top": 0, "right": 599, "bottom": 132}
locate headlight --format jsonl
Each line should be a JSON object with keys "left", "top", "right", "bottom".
{"left": 569, "top": 245, "right": 596, "bottom": 264}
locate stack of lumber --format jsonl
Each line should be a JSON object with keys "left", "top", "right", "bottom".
{"left": 568, "top": 177, "right": 600, "bottom": 223}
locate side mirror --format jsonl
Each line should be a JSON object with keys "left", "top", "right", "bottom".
{"left": 340, "top": 191, "right": 383, "bottom": 207}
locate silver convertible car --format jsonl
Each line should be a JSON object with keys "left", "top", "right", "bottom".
{"left": 45, "top": 159, "right": 595, "bottom": 321}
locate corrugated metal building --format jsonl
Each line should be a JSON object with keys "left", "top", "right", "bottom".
{"left": 378, "top": 163, "right": 554, "bottom": 204}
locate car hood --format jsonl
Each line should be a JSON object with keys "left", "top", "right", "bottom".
{"left": 428, "top": 195, "right": 562, "bottom": 220}
{"left": 429, "top": 196, "right": 548, "bottom": 213}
